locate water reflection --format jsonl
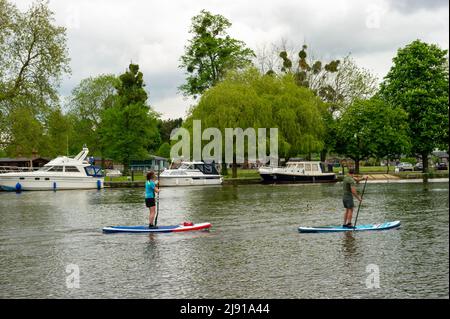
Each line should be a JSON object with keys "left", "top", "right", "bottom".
{"left": 342, "top": 232, "right": 357, "bottom": 257}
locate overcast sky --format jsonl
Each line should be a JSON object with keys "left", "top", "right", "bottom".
{"left": 13, "top": 0, "right": 450, "bottom": 119}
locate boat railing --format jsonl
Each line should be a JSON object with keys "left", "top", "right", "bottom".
{"left": 0, "top": 166, "right": 40, "bottom": 174}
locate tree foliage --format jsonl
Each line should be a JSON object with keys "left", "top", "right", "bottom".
{"left": 380, "top": 39, "right": 449, "bottom": 172}
{"left": 335, "top": 98, "right": 410, "bottom": 173}
{"left": 179, "top": 10, "right": 255, "bottom": 97}
{"left": 157, "top": 142, "right": 171, "bottom": 159}
{"left": 0, "top": 0, "right": 70, "bottom": 105}
{"left": 157, "top": 118, "right": 183, "bottom": 144}
{"left": 4, "top": 106, "right": 44, "bottom": 157}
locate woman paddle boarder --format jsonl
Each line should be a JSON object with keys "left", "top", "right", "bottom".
{"left": 342, "top": 168, "right": 364, "bottom": 228}
{"left": 145, "top": 171, "right": 160, "bottom": 228}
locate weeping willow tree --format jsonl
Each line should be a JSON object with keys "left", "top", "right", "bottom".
{"left": 182, "top": 68, "right": 326, "bottom": 177}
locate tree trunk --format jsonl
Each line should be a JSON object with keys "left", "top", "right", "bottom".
{"left": 386, "top": 158, "right": 390, "bottom": 174}
{"left": 232, "top": 156, "right": 237, "bottom": 178}
{"left": 422, "top": 152, "right": 428, "bottom": 173}
{"left": 320, "top": 149, "right": 327, "bottom": 162}
{"left": 220, "top": 153, "right": 228, "bottom": 176}
{"left": 355, "top": 159, "right": 360, "bottom": 174}
{"left": 220, "top": 164, "right": 228, "bottom": 176}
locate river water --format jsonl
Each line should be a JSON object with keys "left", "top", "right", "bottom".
{"left": 0, "top": 182, "right": 448, "bottom": 298}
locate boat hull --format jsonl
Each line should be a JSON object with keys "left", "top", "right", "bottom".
{"left": 0, "top": 176, "right": 104, "bottom": 191}
{"left": 260, "top": 173, "right": 337, "bottom": 183}
{"left": 159, "top": 176, "right": 223, "bottom": 186}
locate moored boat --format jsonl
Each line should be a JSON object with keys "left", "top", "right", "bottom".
{"left": 259, "top": 161, "right": 336, "bottom": 183}
{"left": 159, "top": 161, "right": 223, "bottom": 186}
{"left": 0, "top": 147, "right": 104, "bottom": 191}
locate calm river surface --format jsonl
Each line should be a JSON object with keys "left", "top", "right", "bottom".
{"left": 0, "top": 182, "right": 448, "bottom": 298}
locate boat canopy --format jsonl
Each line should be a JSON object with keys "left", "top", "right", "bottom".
{"left": 177, "top": 162, "right": 219, "bottom": 175}
{"left": 194, "top": 163, "right": 219, "bottom": 175}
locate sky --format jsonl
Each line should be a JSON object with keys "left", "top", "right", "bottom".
{"left": 12, "top": 0, "right": 450, "bottom": 119}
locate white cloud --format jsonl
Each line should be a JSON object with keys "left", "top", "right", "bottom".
{"left": 152, "top": 95, "right": 195, "bottom": 120}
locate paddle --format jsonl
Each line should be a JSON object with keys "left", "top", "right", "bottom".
{"left": 353, "top": 176, "right": 368, "bottom": 228}
{"left": 154, "top": 166, "right": 161, "bottom": 226}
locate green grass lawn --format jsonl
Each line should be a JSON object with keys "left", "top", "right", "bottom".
{"left": 106, "top": 175, "right": 146, "bottom": 182}
{"left": 223, "top": 169, "right": 261, "bottom": 179}
{"left": 332, "top": 166, "right": 397, "bottom": 174}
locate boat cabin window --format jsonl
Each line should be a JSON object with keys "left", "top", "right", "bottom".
{"left": 65, "top": 166, "right": 80, "bottom": 172}
{"left": 179, "top": 163, "right": 193, "bottom": 170}
{"left": 48, "top": 166, "right": 63, "bottom": 172}
{"left": 84, "top": 166, "right": 103, "bottom": 177}
{"left": 312, "top": 164, "right": 319, "bottom": 172}
{"left": 305, "top": 164, "right": 312, "bottom": 172}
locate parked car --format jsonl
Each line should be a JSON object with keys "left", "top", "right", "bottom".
{"left": 435, "top": 162, "right": 448, "bottom": 170}
{"left": 105, "top": 169, "right": 122, "bottom": 177}
{"left": 414, "top": 162, "right": 423, "bottom": 171}
{"left": 397, "top": 162, "right": 414, "bottom": 172}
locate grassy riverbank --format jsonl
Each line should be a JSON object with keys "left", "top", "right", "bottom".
{"left": 106, "top": 167, "right": 448, "bottom": 182}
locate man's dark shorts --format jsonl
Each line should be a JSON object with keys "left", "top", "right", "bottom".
{"left": 145, "top": 198, "right": 156, "bottom": 208}
{"left": 343, "top": 197, "right": 354, "bottom": 209}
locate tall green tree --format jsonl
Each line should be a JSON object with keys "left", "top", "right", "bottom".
{"left": 100, "top": 64, "right": 160, "bottom": 172}
{"left": 335, "top": 98, "right": 410, "bottom": 173}
{"left": 380, "top": 40, "right": 449, "bottom": 172}
{"left": 179, "top": 10, "right": 255, "bottom": 97}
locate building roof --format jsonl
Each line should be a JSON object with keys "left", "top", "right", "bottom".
{"left": 150, "top": 155, "right": 168, "bottom": 161}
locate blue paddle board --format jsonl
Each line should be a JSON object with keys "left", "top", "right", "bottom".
{"left": 298, "top": 220, "right": 400, "bottom": 233}
{"left": 103, "top": 222, "right": 211, "bottom": 234}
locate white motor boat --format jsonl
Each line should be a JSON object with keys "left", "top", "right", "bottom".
{"left": 0, "top": 147, "right": 104, "bottom": 191}
{"left": 159, "top": 161, "right": 223, "bottom": 186}
{"left": 259, "top": 161, "right": 337, "bottom": 183}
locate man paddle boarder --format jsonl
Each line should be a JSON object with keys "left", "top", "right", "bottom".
{"left": 145, "top": 171, "right": 159, "bottom": 229}
{"left": 342, "top": 168, "right": 364, "bottom": 228}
